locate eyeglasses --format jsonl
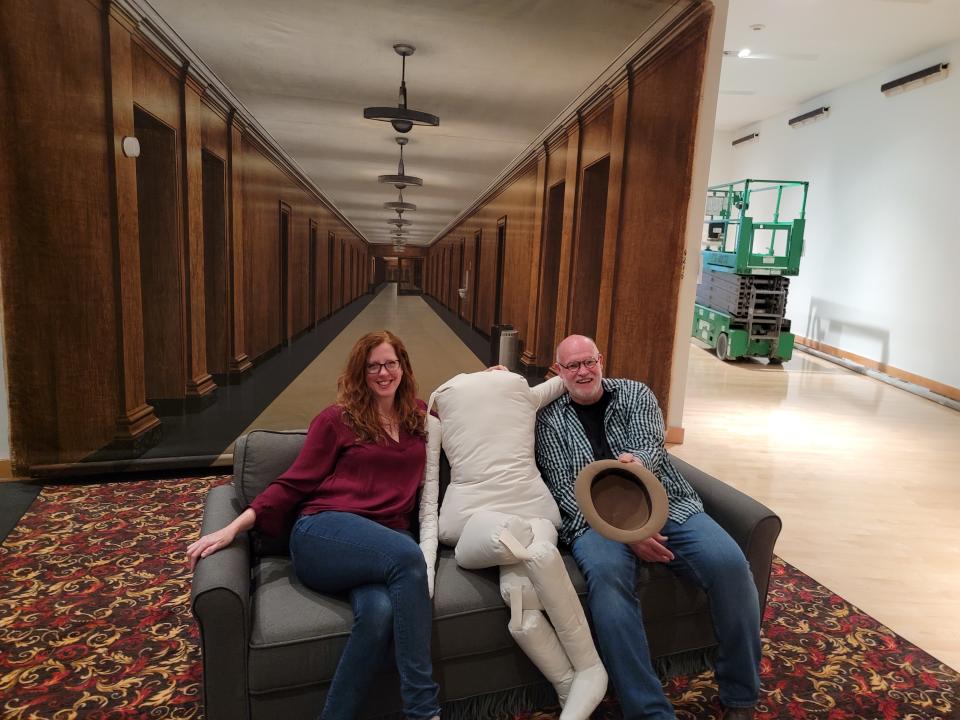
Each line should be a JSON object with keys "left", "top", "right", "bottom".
{"left": 366, "top": 360, "right": 401, "bottom": 374}
{"left": 558, "top": 357, "right": 600, "bottom": 372}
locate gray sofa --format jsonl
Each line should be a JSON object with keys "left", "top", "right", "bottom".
{"left": 191, "top": 429, "right": 782, "bottom": 720}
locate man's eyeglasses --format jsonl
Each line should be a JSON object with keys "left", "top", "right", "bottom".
{"left": 366, "top": 360, "right": 401, "bottom": 374}
{"left": 558, "top": 357, "right": 600, "bottom": 372}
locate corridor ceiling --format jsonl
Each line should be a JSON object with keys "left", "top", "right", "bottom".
{"left": 148, "top": 0, "right": 960, "bottom": 246}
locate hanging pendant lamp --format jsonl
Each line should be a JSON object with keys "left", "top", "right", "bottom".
{"left": 379, "top": 137, "right": 422, "bottom": 189}
{"left": 385, "top": 189, "right": 416, "bottom": 213}
{"left": 364, "top": 44, "right": 439, "bottom": 133}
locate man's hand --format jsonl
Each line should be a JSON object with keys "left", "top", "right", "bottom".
{"left": 628, "top": 533, "right": 674, "bottom": 563}
{"left": 617, "top": 452, "right": 637, "bottom": 464}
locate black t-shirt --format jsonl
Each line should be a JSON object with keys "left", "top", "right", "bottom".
{"left": 571, "top": 391, "right": 614, "bottom": 461}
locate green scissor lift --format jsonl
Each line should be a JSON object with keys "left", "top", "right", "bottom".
{"left": 692, "top": 178, "right": 808, "bottom": 363}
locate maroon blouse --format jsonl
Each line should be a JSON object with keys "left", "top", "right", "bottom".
{"left": 249, "top": 403, "right": 427, "bottom": 538}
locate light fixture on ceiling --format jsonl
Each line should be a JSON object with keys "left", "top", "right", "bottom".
{"left": 363, "top": 44, "right": 439, "bottom": 133}
{"left": 732, "top": 132, "right": 759, "bottom": 147}
{"left": 378, "top": 137, "right": 423, "bottom": 189}
{"left": 387, "top": 208, "right": 412, "bottom": 227}
{"left": 384, "top": 189, "right": 416, "bottom": 213}
{"left": 723, "top": 48, "right": 818, "bottom": 61}
{"left": 749, "top": 23, "right": 765, "bottom": 32}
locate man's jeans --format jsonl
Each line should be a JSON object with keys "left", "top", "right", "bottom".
{"left": 571, "top": 513, "right": 761, "bottom": 719}
{"left": 290, "top": 511, "right": 440, "bottom": 720}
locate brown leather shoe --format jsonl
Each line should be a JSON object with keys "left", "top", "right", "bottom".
{"left": 722, "top": 707, "right": 755, "bottom": 720}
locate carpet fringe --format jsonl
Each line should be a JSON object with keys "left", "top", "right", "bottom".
{"left": 374, "top": 683, "right": 558, "bottom": 720}
{"left": 653, "top": 645, "right": 716, "bottom": 679}
{"left": 372, "top": 649, "right": 715, "bottom": 720}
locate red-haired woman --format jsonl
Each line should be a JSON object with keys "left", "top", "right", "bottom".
{"left": 187, "top": 330, "right": 440, "bottom": 720}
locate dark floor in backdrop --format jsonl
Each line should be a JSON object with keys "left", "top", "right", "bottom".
{"left": 0, "top": 481, "right": 42, "bottom": 545}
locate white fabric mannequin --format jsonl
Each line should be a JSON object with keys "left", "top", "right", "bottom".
{"left": 418, "top": 371, "right": 607, "bottom": 719}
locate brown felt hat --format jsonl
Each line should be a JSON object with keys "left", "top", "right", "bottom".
{"left": 574, "top": 460, "right": 669, "bottom": 543}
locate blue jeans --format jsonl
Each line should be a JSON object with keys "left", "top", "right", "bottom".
{"left": 290, "top": 512, "right": 440, "bottom": 720}
{"left": 571, "top": 513, "right": 760, "bottom": 719}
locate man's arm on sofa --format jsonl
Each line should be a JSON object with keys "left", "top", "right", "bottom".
{"left": 190, "top": 483, "right": 252, "bottom": 720}
{"left": 670, "top": 455, "right": 782, "bottom": 617}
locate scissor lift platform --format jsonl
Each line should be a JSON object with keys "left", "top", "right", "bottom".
{"left": 693, "top": 179, "right": 808, "bottom": 363}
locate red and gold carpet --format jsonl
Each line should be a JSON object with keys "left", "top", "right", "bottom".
{"left": 1, "top": 476, "right": 958, "bottom": 719}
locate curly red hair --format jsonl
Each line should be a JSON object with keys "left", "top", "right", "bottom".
{"left": 337, "top": 330, "right": 425, "bottom": 442}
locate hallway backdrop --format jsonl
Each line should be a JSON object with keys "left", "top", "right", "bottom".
{"left": 0, "top": 0, "right": 723, "bottom": 474}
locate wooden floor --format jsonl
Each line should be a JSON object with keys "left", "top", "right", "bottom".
{"left": 672, "top": 343, "right": 960, "bottom": 671}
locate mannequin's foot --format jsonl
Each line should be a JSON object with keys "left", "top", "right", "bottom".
{"left": 557, "top": 663, "right": 607, "bottom": 720}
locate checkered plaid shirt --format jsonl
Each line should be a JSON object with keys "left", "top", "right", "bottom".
{"left": 535, "top": 378, "right": 704, "bottom": 545}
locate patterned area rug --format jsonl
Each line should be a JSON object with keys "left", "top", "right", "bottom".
{"left": 1, "top": 476, "right": 958, "bottom": 719}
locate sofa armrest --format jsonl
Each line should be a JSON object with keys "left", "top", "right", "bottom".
{"left": 670, "top": 455, "right": 782, "bottom": 617}
{"left": 190, "top": 483, "right": 252, "bottom": 720}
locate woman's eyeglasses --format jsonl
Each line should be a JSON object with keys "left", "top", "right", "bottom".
{"left": 366, "top": 360, "right": 401, "bottom": 374}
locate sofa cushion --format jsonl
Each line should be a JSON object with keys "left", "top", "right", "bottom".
{"left": 247, "top": 545, "right": 709, "bottom": 694}
{"left": 248, "top": 548, "right": 524, "bottom": 693}
{"left": 235, "top": 430, "right": 307, "bottom": 507}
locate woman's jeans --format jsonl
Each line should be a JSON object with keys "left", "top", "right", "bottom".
{"left": 570, "top": 512, "right": 761, "bottom": 719}
{"left": 290, "top": 511, "right": 440, "bottom": 720}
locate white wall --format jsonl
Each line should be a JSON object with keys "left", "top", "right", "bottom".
{"left": 709, "top": 40, "right": 960, "bottom": 389}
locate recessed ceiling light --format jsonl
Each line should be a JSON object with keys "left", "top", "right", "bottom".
{"left": 750, "top": 24, "right": 765, "bottom": 32}
{"left": 738, "top": 48, "right": 752, "bottom": 58}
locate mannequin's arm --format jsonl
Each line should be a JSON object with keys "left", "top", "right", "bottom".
{"left": 531, "top": 375, "right": 565, "bottom": 409}
{"left": 419, "top": 414, "right": 442, "bottom": 597}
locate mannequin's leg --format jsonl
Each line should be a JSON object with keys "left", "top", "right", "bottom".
{"left": 514, "top": 540, "right": 608, "bottom": 720}
{"left": 500, "top": 564, "right": 575, "bottom": 705}
{"left": 457, "top": 512, "right": 577, "bottom": 705}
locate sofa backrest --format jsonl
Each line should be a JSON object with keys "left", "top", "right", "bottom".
{"left": 234, "top": 429, "right": 308, "bottom": 507}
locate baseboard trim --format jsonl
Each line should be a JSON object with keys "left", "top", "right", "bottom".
{"left": 795, "top": 336, "right": 959, "bottom": 402}
{"left": 666, "top": 426, "right": 685, "bottom": 444}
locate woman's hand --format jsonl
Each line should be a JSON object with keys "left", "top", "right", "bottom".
{"left": 187, "top": 507, "right": 256, "bottom": 569}
{"left": 484, "top": 365, "right": 509, "bottom": 372}
{"left": 187, "top": 527, "right": 237, "bottom": 569}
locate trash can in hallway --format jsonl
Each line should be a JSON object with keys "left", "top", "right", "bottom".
{"left": 489, "top": 324, "right": 512, "bottom": 367}
{"left": 497, "top": 328, "right": 520, "bottom": 372}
